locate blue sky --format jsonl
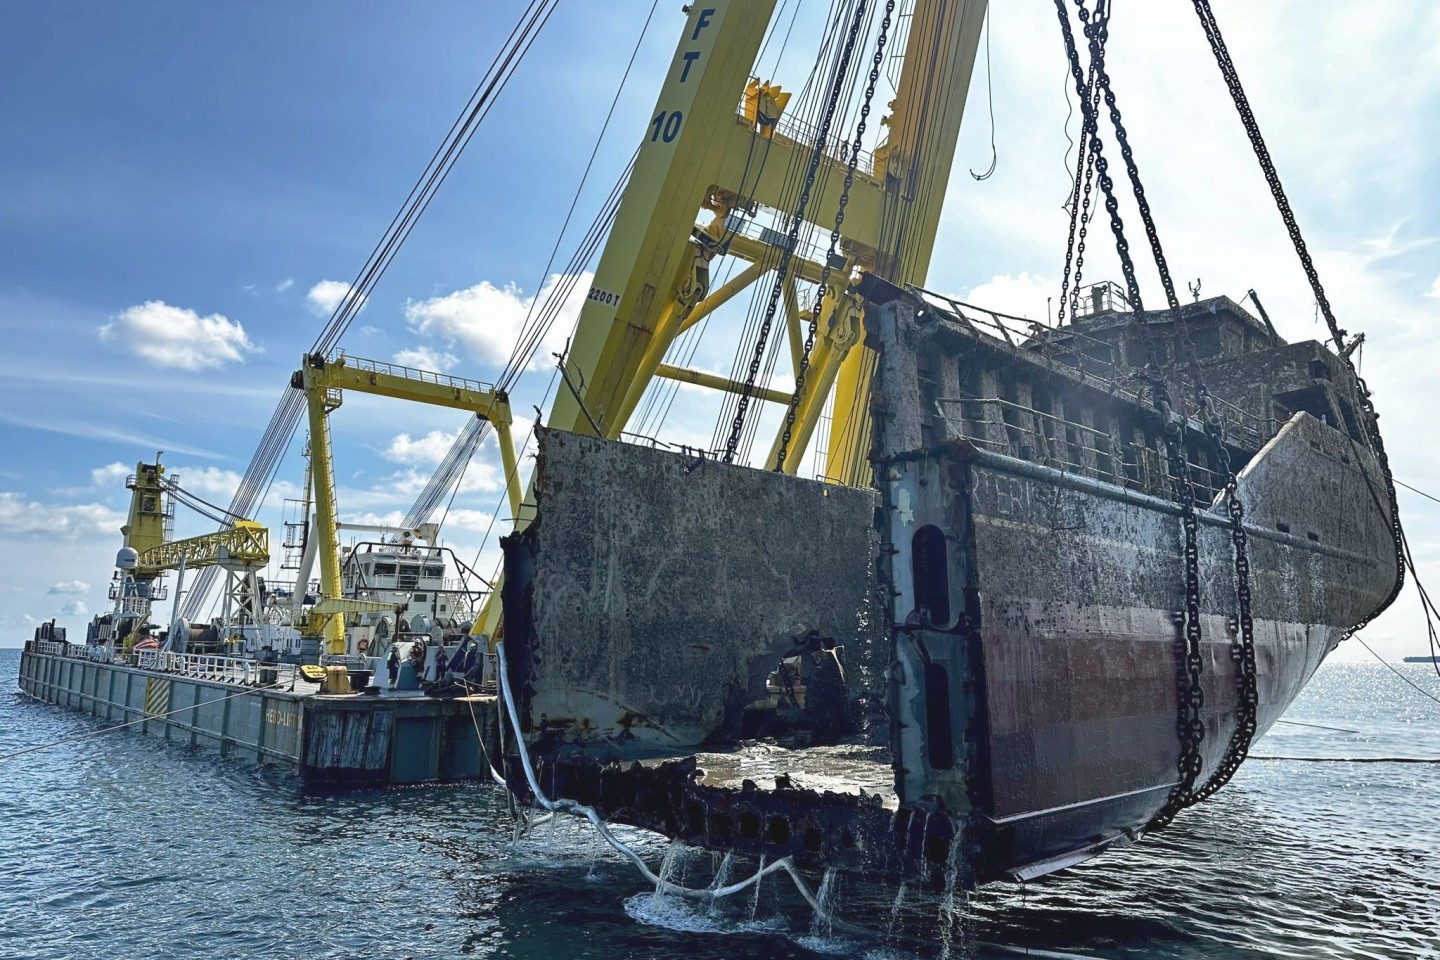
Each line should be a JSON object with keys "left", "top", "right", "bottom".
{"left": 2, "top": 1, "right": 1437, "bottom": 663}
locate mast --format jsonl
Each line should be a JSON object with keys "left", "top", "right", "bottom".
{"left": 544, "top": 1, "right": 988, "bottom": 483}
{"left": 545, "top": 1, "right": 778, "bottom": 439}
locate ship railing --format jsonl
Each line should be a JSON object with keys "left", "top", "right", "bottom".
{"left": 65, "top": 643, "right": 113, "bottom": 663}
{"left": 34, "top": 640, "right": 68, "bottom": 656}
{"left": 138, "top": 651, "right": 272, "bottom": 686}
{"left": 935, "top": 396, "right": 1226, "bottom": 507}
{"left": 914, "top": 288, "right": 1131, "bottom": 384}
{"left": 914, "top": 288, "right": 1281, "bottom": 447}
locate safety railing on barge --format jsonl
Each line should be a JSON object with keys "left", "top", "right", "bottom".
{"left": 135, "top": 650, "right": 296, "bottom": 687}
{"left": 31, "top": 640, "right": 301, "bottom": 687}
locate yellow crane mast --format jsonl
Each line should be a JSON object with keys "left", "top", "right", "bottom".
{"left": 544, "top": 0, "right": 988, "bottom": 486}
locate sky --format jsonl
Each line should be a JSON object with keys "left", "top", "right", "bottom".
{"left": 0, "top": 0, "right": 1435, "bottom": 664}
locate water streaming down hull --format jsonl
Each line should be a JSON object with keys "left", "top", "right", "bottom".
{"left": 496, "top": 285, "right": 1399, "bottom": 890}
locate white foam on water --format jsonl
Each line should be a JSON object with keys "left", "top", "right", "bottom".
{"left": 623, "top": 891, "right": 786, "bottom": 936}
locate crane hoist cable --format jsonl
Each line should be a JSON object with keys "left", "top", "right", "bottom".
{"left": 406, "top": 149, "right": 634, "bottom": 534}
{"left": 408, "top": 3, "right": 661, "bottom": 533}
{"left": 774, "top": 0, "right": 897, "bottom": 470}
{"left": 722, "top": 0, "right": 873, "bottom": 463}
{"left": 181, "top": 1, "right": 557, "bottom": 619}
{"left": 709, "top": 0, "right": 864, "bottom": 456}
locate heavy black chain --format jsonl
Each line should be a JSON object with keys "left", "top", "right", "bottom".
{"left": 774, "top": 0, "right": 895, "bottom": 471}
{"left": 1187, "top": 394, "right": 1260, "bottom": 804}
{"left": 1189, "top": 0, "right": 1406, "bottom": 626}
{"left": 1146, "top": 381, "right": 1208, "bottom": 829}
{"left": 1056, "top": 64, "right": 1100, "bottom": 328}
{"left": 1053, "top": 1, "right": 1143, "bottom": 317}
{"left": 1076, "top": 4, "right": 1184, "bottom": 318}
{"left": 1059, "top": 0, "right": 1208, "bottom": 820}
{"left": 1062, "top": 0, "right": 1266, "bottom": 828}
{"left": 1068, "top": 84, "right": 1100, "bottom": 324}
{"left": 722, "top": 0, "right": 870, "bottom": 464}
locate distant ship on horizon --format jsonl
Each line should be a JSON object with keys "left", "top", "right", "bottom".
{"left": 1402, "top": 654, "right": 1440, "bottom": 664}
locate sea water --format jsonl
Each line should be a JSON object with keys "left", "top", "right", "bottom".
{"left": 2, "top": 649, "right": 1436, "bottom": 959}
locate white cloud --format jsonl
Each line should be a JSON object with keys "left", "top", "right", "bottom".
{"left": 385, "top": 430, "right": 458, "bottom": 466}
{"left": 307, "top": 279, "right": 365, "bottom": 317}
{"left": 961, "top": 272, "right": 1056, "bottom": 322}
{"left": 99, "top": 300, "right": 257, "bottom": 370}
{"left": 439, "top": 508, "right": 495, "bottom": 533}
{"left": 47, "top": 580, "right": 89, "bottom": 595}
{"left": 0, "top": 493, "right": 123, "bottom": 539}
{"left": 58, "top": 600, "right": 89, "bottom": 617}
{"left": 404, "top": 271, "right": 592, "bottom": 370}
{"left": 275, "top": 278, "right": 295, "bottom": 293}
{"left": 172, "top": 465, "right": 243, "bottom": 499}
{"left": 1426, "top": 275, "right": 1440, "bottom": 299}
{"left": 91, "top": 462, "right": 130, "bottom": 488}
{"left": 393, "top": 347, "right": 459, "bottom": 372}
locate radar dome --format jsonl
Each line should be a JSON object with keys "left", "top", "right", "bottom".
{"left": 116, "top": 547, "right": 139, "bottom": 570}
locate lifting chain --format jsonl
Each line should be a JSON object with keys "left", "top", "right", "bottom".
{"left": 1146, "top": 381, "right": 1208, "bottom": 828}
{"left": 1057, "top": 0, "right": 1209, "bottom": 823}
{"left": 1189, "top": 0, "right": 1406, "bottom": 627}
{"left": 1060, "top": 0, "right": 1266, "bottom": 828}
{"left": 1187, "top": 393, "right": 1260, "bottom": 805}
{"left": 774, "top": 0, "right": 896, "bottom": 471}
{"left": 1053, "top": 1, "right": 1144, "bottom": 319}
{"left": 1056, "top": 61, "right": 1100, "bottom": 328}
{"left": 722, "top": 0, "right": 870, "bottom": 464}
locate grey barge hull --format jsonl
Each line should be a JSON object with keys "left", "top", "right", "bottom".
{"left": 18, "top": 644, "right": 496, "bottom": 784}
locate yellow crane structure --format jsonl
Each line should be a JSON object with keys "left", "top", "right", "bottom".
{"left": 134, "top": 521, "right": 270, "bottom": 577}
{"left": 109, "top": 461, "right": 272, "bottom": 651}
{"left": 543, "top": 0, "right": 988, "bottom": 484}
{"left": 294, "top": 352, "right": 522, "bottom": 653}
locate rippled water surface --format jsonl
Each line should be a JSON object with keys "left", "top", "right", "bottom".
{"left": 3, "top": 649, "right": 1438, "bottom": 959}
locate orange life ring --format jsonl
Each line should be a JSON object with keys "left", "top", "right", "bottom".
{"left": 356, "top": 637, "right": 371, "bottom": 654}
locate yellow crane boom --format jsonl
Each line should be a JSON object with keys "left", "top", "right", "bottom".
{"left": 133, "top": 521, "right": 269, "bottom": 576}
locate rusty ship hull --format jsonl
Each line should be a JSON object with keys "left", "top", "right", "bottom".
{"left": 497, "top": 286, "right": 1399, "bottom": 888}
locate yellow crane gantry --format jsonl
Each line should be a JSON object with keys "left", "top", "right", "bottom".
{"left": 294, "top": 352, "right": 522, "bottom": 653}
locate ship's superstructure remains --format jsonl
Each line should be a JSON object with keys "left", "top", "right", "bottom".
{"left": 496, "top": 280, "right": 1399, "bottom": 887}
{"left": 866, "top": 283, "right": 1398, "bottom": 882}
